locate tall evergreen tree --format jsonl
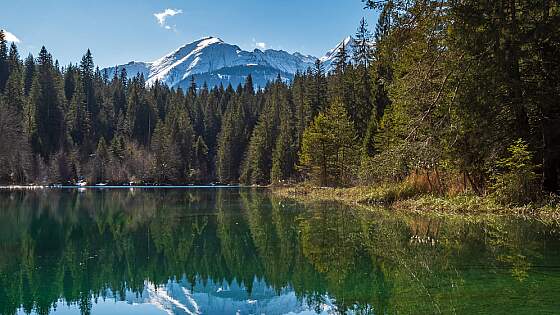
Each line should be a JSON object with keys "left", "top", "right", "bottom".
{"left": 23, "top": 54, "right": 35, "bottom": 96}
{"left": 271, "top": 104, "right": 297, "bottom": 183}
{"left": 151, "top": 120, "right": 180, "bottom": 182}
{"left": 33, "top": 46, "right": 65, "bottom": 158}
{"left": 3, "top": 45, "right": 24, "bottom": 115}
{"left": 305, "top": 60, "right": 328, "bottom": 118}
{"left": 300, "top": 98, "right": 359, "bottom": 187}
{"left": 0, "top": 30, "right": 9, "bottom": 93}
{"left": 351, "top": 18, "right": 375, "bottom": 139}
{"left": 333, "top": 41, "right": 349, "bottom": 74}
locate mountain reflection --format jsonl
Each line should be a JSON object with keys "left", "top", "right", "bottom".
{"left": 0, "top": 188, "right": 559, "bottom": 315}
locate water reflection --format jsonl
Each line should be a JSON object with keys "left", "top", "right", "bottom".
{"left": 0, "top": 188, "right": 559, "bottom": 315}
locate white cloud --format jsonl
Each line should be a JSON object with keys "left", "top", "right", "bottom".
{"left": 154, "top": 9, "right": 183, "bottom": 29}
{"left": 255, "top": 42, "right": 267, "bottom": 50}
{"left": 1, "top": 30, "right": 20, "bottom": 43}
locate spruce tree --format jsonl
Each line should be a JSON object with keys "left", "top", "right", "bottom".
{"left": 7, "top": 43, "right": 21, "bottom": 73}
{"left": 216, "top": 96, "right": 247, "bottom": 183}
{"left": 351, "top": 18, "right": 375, "bottom": 139}
{"left": 92, "top": 138, "right": 110, "bottom": 183}
{"left": 305, "top": 60, "right": 327, "bottom": 118}
{"left": 33, "top": 46, "right": 65, "bottom": 158}
{"left": 333, "top": 41, "right": 349, "bottom": 74}
{"left": 63, "top": 64, "right": 77, "bottom": 101}
{"left": 3, "top": 50, "right": 25, "bottom": 115}
{"left": 271, "top": 107, "right": 296, "bottom": 183}
{"left": 80, "top": 49, "right": 95, "bottom": 111}
{"left": 68, "top": 75, "right": 90, "bottom": 148}
{"left": 193, "top": 136, "right": 209, "bottom": 182}
{"left": 353, "top": 18, "right": 374, "bottom": 68}
{"left": 0, "top": 30, "right": 9, "bottom": 93}
{"left": 166, "top": 101, "right": 195, "bottom": 180}
{"left": 300, "top": 98, "right": 359, "bottom": 187}
{"left": 151, "top": 120, "right": 180, "bottom": 183}
{"left": 23, "top": 54, "right": 35, "bottom": 96}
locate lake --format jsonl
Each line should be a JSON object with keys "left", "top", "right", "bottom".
{"left": 0, "top": 188, "right": 559, "bottom": 314}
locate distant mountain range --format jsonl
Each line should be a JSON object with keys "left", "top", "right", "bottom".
{"left": 103, "top": 36, "right": 357, "bottom": 90}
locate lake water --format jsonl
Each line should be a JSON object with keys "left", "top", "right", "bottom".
{"left": 0, "top": 188, "right": 559, "bottom": 315}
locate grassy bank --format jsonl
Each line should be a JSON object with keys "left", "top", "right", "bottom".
{"left": 272, "top": 184, "right": 560, "bottom": 220}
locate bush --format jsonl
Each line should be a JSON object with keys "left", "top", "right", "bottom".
{"left": 490, "top": 139, "right": 542, "bottom": 205}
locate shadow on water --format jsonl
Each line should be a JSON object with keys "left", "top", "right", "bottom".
{"left": 0, "top": 188, "right": 559, "bottom": 314}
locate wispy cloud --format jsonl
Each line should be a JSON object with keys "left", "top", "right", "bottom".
{"left": 154, "top": 8, "right": 183, "bottom": 30}
{"left": 1, "top": 29, "right": 20, "bottom": 43}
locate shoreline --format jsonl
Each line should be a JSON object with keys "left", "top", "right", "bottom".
{"left": 2, "top": 183, "right": 558, "bottom": 221}
{"left": 271, "top": 185, "right": 560, "bottom": 221}
{"left": 0, "top": 184, "right": 255, "bottom": 190}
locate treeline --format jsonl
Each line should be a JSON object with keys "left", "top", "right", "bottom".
{"left": 0, "top": 24, "right": 373, "bottom": 186}
{"left": 1, "top": 0, "right": 559, "bottom": 195}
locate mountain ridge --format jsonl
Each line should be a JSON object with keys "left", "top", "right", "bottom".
{"left": 103, "top": 36, "right": 354, "bottom": 89}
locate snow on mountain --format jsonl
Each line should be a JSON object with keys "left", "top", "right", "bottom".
{"left": 103, "top": 36, "right": 358, "bottom": 89}
{"left": 320, "top": 36, "right": 356, "bottom": 73}
{"left": 118, "top": 277, "right": 337, "bottom": 315}
{"left": 104, "top": 36, "right": 317, "bottom": 89}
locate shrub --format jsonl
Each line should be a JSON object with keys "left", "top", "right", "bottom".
{"left": 490, "top": 139, "right": 542, "bottom": 205}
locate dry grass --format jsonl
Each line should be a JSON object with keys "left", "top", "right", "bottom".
{"left": 272, "top": 183, "right": 560, "bottom": 220}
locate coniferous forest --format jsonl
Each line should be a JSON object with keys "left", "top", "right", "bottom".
{"left": 0, "top": 1, "right": 559, "bottom": 201}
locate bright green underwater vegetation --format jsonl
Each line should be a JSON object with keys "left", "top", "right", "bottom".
{"left": 0, "top": 188, "right": 559, "bottom": 315}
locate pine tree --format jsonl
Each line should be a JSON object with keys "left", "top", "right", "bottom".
{"left": 7, "top": 43, "right": 21, "bottom": 73}
{"left": 127, "top": 78, "right": 155, "bottom": 146}
{"left": 63, "top": 64, "right": 77, "bottom": 101}
{"left": 271, "top": 106, "right": 297, "bottom": 183}
{"left": 23, "top": 54, "right": 35, "bottom": 96}
{"left": 216, "top": 96, "right": 247, "bottom": 183}
{"left": 33, "top": 46, "right": 65, "bottom": 158}
{"left": 80, "top": 49, "right": 95, "bottom": 111}
{"left": 0, "top": 92, "right": 31, "bottom": 183}
{"left": 91, "top": 137, "right": 110, "bottom": 183}
{"left": 151, "top": 120, "right": 180, "bottom": 183}
{"left": 0, "top": 30, "right": 9, "bottom": 93}
{"left": 3, "top": 47, "right": 25, "bottom": 115}
{"left": 202, "top": 89, "right": 221, "bottom": 171}
{"left": 0, "top": 96, "right": 18, "bottom": 182}
{"left": 111, "top": 66, "right": 127, "bottom": 117}
{"left": 351, "top": 18, "right": 375, "bottom": 139}
{"left": 193, "top": 136, "right": 209, "bottom": 182}
{"left": 166, "top": 101, "right": 195, "bottom": 180}
{"left": 305, "top": 60, "right": 327, "bottom": 118}
{"left": 372, "top": 0, "right": 393, "bottom": 121}
{"left": 333, "top": 41, "right": 349, "bottom": 74}
{"left": 353, "top": 18, "right": 374, "bottom": 68}
{"left": 68, "top": 75, "right": 90, "bottom": 148}
{"left": 300, "top": 98, "right": 359, "bottom": 187}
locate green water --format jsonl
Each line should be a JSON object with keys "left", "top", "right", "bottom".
{"left": 0, "top": 188, "right": 559, "bottom": 315}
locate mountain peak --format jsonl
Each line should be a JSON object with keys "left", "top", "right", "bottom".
{"left": 104, "top": 36, "right": 355, "bottom": 90}
{"left": 319, "top": 36, "right": 357, "bottom": 72}
{"left": 196, "top": 36, "right": 224, "bottom": 46}
{"left": 342, "top": 36, "right": 354, "bottom": 45}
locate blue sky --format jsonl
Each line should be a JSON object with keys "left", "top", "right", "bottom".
{"left": 1, "top": 0, "right": 378, "bottom": 68}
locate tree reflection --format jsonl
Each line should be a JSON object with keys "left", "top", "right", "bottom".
{"left": 0, "top": 189, "right": 558, "bottom": 315}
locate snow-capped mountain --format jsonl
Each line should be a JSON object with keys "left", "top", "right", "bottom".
{"left": 121, "top": 277, "right": 337, "bottom": 315}
{"left": 104, "top": 36, "right": 356, "bottom": 89}
{"left": 320, "top": 36, "right": 356, "bottom": 72}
